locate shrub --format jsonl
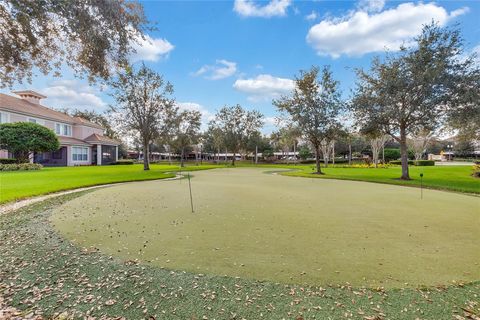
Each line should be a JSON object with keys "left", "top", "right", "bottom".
{"left": 389, "top": 160, "right": 414, "bottom": 165}
{"left": 383, "top": 148, "right": 400, "bottom": 162}
{"left": 0, "top": 163, "right": 43, "bottom": 171}
{"left": 414, "top": 160, "right": 435, "bottom": 166}
{"left": 390, "top": 160, "right": 434, "bottom": 166}
{"left": 473, "top": 164, "right": 480, "bottom": 178}
{"left": 0, "top": 158, "right": 17, "bottom": 164}
{"left": 298, "top": 147, "right": 312, "bottom": 160}
{"left": 114, "top": 159, "right": 134, "bottom": 165}
{"left": 0, "top": 122, "right": 59, "bottom": 163}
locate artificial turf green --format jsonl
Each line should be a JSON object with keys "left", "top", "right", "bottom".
{"left": 1, "top": 189, "right": 479, "bottom": 319}
{"left": 0, "top": 163, "right": 220, "bottom": 204}
{"left": 51, "top": 168, "right": 480, "bottom": 288}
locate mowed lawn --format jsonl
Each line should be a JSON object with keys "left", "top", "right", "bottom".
{"left": 275, "top": 164, "right": 479, "bottom": 194}
{"left": 0, "top": 163, "right": 478, "bottom": 204}
{"left": 0, "top": 164, "right": 219, "bottom": 204}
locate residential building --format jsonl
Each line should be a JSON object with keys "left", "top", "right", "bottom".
{"left": 0, "top": 90, "right": 119, "bottom": 166}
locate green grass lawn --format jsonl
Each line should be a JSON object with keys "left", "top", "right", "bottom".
{"left": 1, "top": 162, "right": 477, "bottom": 205}
{"left": 0, "top": 163, "right": 220, "bottom": 204}
{"left": 240, "top": 163, "right": 479, "bottom": 194}
{"left": 1, "top": 180, "right": 479, "bottom": 319}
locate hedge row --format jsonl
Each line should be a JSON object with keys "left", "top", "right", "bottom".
{"left": 389, "top": 160, "right": 435, "bottom": 166}
{"left": 0, "top": 158, "right": 17, "bottom": 164}
{"left": 0, "top": 163, "right": 43, "bottom": 171}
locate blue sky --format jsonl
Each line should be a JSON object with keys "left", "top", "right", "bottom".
{"left": 4, "top": 0, "right": 480, "bottom": 132}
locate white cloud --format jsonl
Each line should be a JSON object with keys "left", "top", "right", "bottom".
{"left": 357, "top": 0, "right": 385, "bottom": 13}
{"left": 41, "top": 80, "right": 107, "bottom": 110}
{"left": 131, "top": 34, "right": 174, "bottom": 62}
{"left": 176, "top": 102, "right": 214, "bottom": 129}
{"left": 234, "top": 0, "right": 291, "bottom": 18}
{"left": 306, "top": 2, "right": 469, "bottom": 58}
{"left": 233, "top": 74, "right": 295, "bottom": 102}
{"left": 193, "top": 60, "right": 237, "bottom": 80}
{"left": 305, "top": 11, "right": 318, "bottom": 21}
{"left": 450, "top": 7, "right": 470, "bottom": 18}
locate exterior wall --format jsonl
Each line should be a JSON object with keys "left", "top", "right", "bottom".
{"left": 44, "top": 120, "right": 55, "bottom": 130}
{"left": 0, "top": 106, "right": 113, "bottom": 166}
{"left": 9, "top": 113, "right": 28, "bottom": 123}
{"left": 73, "top": 125, "right": 104, "bottom": 140}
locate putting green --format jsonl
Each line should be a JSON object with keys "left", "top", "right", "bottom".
{"left": 50, "top": 168, "right": 480, "bottom": 288}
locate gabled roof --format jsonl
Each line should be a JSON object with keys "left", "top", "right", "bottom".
{"left": 58, "top": 136, "right": 91, "bottom": 146}
{"left": 0, "top": 93, "right": 75, "bottom": 123}
{"left": 0, "top": 93, "right": 103, "bottom": 129}
{"left": 72, "top": 116, "right": 104, "bottom": 129}
{"left": 84, "top": 133, "right": 120, "bottom": 145}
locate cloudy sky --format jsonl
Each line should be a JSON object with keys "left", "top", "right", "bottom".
{"left": 4, "top": 0, "right": 479, "bottom": 132}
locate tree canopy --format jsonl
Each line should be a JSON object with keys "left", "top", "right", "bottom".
{"left": 274, "top": 66, "right": 343, "bottom": 174}
{"left": 351, "top": 23, "right": 480, "bottom": 179}
{"left": 0, "top": 122, "right": 59, "bottom": 163}
{"left": 171, "top": 110, "right": 201, "bottom": 167}
{"left": 210, "top": 105, "right": 263, "bottom": 166}
{"left": 109, "top": 64, "right": 175, "bottom": 170}
{"left": 1, "top": 0, "right": 148, "bottom": 88}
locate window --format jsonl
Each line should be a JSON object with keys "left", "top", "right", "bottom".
{"left": 28, "top": 118, "right": 37, "bottom": 123}
{"left": 101, "top": 145, "right": 116, "bottom": 164}
{"left": 0, "top": 111, "right": 9, "bottom": 123}
{"left": 55, "top": 123, "right": 72, "bottom": 136}
{"left": 72, "top": 147, "right": 88, "bottom": 161}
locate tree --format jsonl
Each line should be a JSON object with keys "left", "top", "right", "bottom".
{"left": 367, "top": 134, "right": 389, "bottom": 167}
{"left": 1, "top": 0, "right": 148, "bottom": 88}
{"left": 171, "top": 110, "right": 201, "bottom": 167}
{"left": 109, "top": 64, "right": 175, "bottom": 171}
{"left": 454, "top": 138, "right": 475, "bottom": 158}
{"left": 210, "top": 105, "right": 263, "bottom": 166}
{"left": 0, "top": 122, "right": 59, "bottom": 163}
{"left": 320, "top": 138, "right": 335, "bottom": 167}
{"left": 204, "top": 124, "right": 225, "bottom": 163}
{"left": 245, "top": 131, "right": 268, "bottom": 164}
{"left": 275, "top": 126, "right": 301, "bottom": 164}
{"left": 67, "top": 109, "right": 119, "bottom": 140}
{"left": 352, "top": 23, "right": 480, "bottom": 179}
{"left": 408, "top": 129, "right": 434, "bottom": 161}
{"left": 274, "top": 66, "right": 343, "bottom": 174}
{"left": 298, "top": 146, "right": 312, "bottom": 160}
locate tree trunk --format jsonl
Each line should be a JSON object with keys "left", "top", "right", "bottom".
{"left": 382, "top": 145, "right": 385, "bottom": 164}
{"left": 314, "top": 145, "right": 322, "bottom": 174}
{"left": 143, "top": 141, "right": 150, "bottom": 171}
{"left": 14, "top": 151, "right": 30, "bottom": 164}
{"left": 332, "top": 142, "right": 335, "bottom": 165}
{"left": 180, "top": 147, "right": 185, "bottom": 168}
{"left": 348, "top": 143, "right": 352, "bottom": 166}
{"left": 399, "top": 128, "right": 410, "bottom": 180}
{"left": 255, "top": 145, "right": 258, "bottom": 165}
{"left": 293, "top": 142, "right": 296, "bottom": 166}
{"left": 231, "top": 149, "right": 236, "bottom": 166}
